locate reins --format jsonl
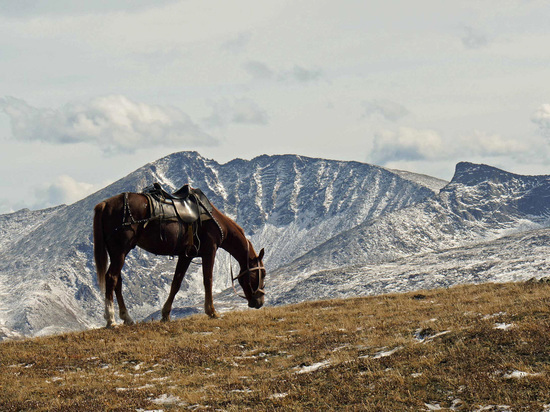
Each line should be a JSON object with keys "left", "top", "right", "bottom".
{"left": 231, "top": 265, "right": 266, "bottom": 298}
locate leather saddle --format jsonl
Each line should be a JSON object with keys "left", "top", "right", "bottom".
{"left": 142, "top": 183, "right": 213, "bottom": 224}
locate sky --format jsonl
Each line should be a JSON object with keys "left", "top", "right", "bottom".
{"left": 1, "top": 0, "right": 550, "bottom": 213}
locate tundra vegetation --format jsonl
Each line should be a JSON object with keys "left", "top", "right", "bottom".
{"left": 1, "top": 281, "right": 549, "bottom": 411}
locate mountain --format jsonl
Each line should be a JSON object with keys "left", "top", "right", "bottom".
{"left": 262, "top": 227, "right": 550, "bottom": 306}
{"left": 1, "top": 153, "right": 548, "bottom": 340}
{"left": 0, "top": 152, "right": 445, "bottom": 338}
{"left": 272, "top": 162, "right": 550, "bottom": 276}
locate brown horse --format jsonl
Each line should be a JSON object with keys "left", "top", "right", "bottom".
{"left": 93, "top": 191, "right": 266, "bottom": 327}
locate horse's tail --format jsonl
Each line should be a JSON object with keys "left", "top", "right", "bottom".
{"left": 93, "top": 202, "right": 108, "bottom": 294}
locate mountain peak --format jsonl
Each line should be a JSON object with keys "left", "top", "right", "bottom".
{"left": 451, "top": 162, "right": 521, "bottom": 186}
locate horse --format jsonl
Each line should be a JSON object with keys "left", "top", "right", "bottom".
{"left": 93, "top": 190, "right": 266, "bottom": 327}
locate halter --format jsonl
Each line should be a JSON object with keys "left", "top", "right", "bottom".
{"left": 231, "top": 265, "right": 265, "bottom": 299}
{"left": 230, "top": 242, "right": 265, "bottom": 300}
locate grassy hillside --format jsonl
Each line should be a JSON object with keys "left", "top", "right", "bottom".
{"left": 1, "top": 281, "right": 550, "bottom": 411}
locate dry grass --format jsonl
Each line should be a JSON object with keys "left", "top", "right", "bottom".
{"left": 1, "top": 281, "right": 550, "bottom": 411}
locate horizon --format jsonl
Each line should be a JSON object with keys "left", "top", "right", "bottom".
{"left": 1, "top": 1, "right": 550, "bottom": 213}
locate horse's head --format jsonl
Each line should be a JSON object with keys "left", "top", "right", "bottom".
{"left": 232, "top": 248, "right": 266, "bottom": 309}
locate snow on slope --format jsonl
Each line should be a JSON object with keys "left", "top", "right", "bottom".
{"left": 0, "top": 206, "right": 65, "bottom": 253}
{"left": 263, "top": 227, "right": 550, "bottom": 306}
{"left": 274, "top": 162, "right": 550, "bottom": 278}
{"left": 385, "top": 168, "right": 447, "bottom": 194}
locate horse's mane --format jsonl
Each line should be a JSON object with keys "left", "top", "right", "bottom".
{"left": 227, "top": 216, "right": 246, "bottom": 238}
{"left": 217, "top": 208, "right": 250, "bottom": 251}
{"left": 232, "top": 221, "right": 246, "bottom": 236}
{"left": 214, "top": 205, "right": 246, "bottom": 237}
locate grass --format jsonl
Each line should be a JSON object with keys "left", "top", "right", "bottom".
{"left": 1, "top": 281, "right": 550, "bottom": 411}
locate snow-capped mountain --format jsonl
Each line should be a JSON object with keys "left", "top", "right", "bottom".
{"left": 217, "top": 161, "right": 550, "bottom": 308}
{"left": 274, "top": 162, "right": 550, "bottom": 276}
{"left": 0, "top": 152, "right": 548, "bottom": 340}
{"left": 262, "top": 227, "right": 550, "bottom": 306}
{"left": 0, "top": 152, "right": 444, "bottom": 338}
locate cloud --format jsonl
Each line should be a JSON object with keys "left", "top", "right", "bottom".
{"left": 281, "top": 65, "right": 322, "bottom": 83}
{"left": 0, "top": 0, "right": 179, "bottom": 18}
{"left": 243, "top": 61, "right": 275, "bottom": 80}
{"left": 34, "top": 175, "right": 99, "bottom": 207}
{"left": 362, "top": 99, "right": 410, "bottom": 122}
{"left": 0, "top": 198, "right": 15, "bottom": 214}
{"left": 371, "top": 127, "right": 444, "bottom": 164}
{"left": 0, "top": 95, "right": 217, "bottom": 154}
{"left": 370, "top": 127, "right": 527, "bottom": 165}
{"left": 532, "top": 103, "right": 550, "bottom": 139}
{"left": 243, "top": 61, "right": 322, "bottom": 83}
{"left": 205, "top": 98, "right": 269, "bottom": 128}
{"left": 459, "top": 130, "right": 527, "bottom": 157}
{"left": 461, "top": 26, "right": 489, "bottom": 49}
{"left": 221, "top": 32, "right": 252, "bottom": 54}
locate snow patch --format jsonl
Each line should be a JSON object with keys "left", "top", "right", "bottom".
{"left": 149, "top": 394, "right": 186, "bottom": 406}
{"left": 269, "top": 392, "right": 289, "bottom": 399}
{"left": 494, "top": 323, "right": 514, "bottom": 330}
{"left": 294, "top": 360, "right": 331, "bottom": 374}
{"left": 360, "top": 346, "right": 403, "bottom": 359}
{"left": 503, "top": 370, "right": 542, "bottom": 379}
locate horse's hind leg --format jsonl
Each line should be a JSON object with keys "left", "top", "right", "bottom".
{"left": 115, "top": 273, "right": 134, "bottom": 325}
{"left": 104, "top": 253, "right": 133, "bottom": 327}
{"left": 104, "top": 264, "right": 119, "bottom": 328}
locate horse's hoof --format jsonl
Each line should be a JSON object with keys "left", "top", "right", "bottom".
{"left": 208, "top": 312, "right": 220, "bottom": 319}
{"left": 161, "top": 316, "right": 170, "bottom": 322}
{"left": 124, "top": 319, "right": 135, "bottom": 326}
{"left": 105, "top": 323, "right": 118, "bottom": 329}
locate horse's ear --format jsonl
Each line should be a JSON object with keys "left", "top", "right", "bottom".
{"left": 258, "top": 248, "right": 265, "bottom": 260}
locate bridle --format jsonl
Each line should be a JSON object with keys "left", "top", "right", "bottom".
{"left": 231, "top": 264, "right": 265, "bottom": 299}
{"left": 231, "top": 243, "right": 265, "bottom": 300}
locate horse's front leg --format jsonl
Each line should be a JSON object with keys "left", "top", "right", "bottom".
{"left": 161, "top": 256, "right": 192, "bottom": 322}
{"left": 202, "top": 250, "right": 219, "bottom": 319}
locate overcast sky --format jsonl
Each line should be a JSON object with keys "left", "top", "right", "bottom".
{"left": 1, "top": 0, "right": 550, "bottom": 213}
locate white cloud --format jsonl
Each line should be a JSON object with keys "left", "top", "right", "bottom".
{"left": 231, "top": 99, "right": 269, "bottom": 124}
{"left": 243, "top": 61, "right": 275, "bottom": 80}
{"left": 281, "top": 65, "right": 322, "bottom": 83}
{"left": 0, "top": 95, "right": 217, "bottom": 154}
{"left": 363, "top": 99, "right": 410, "bottom": 122}
{"left": 0, "top": 198, "right": 15, "bottom": 214}
{"left": 34, "top": 175, "right": 100, "bottom": 207}
{"left": 459, "top": 130, "right": 527, "bottom": 156}
{"left": 370, "top": 127, "right": 528, "bottom": 165}
{"left": 532, "top": 103, "right": 550, "bottom": 139}
{"left": 371, "top": 127, "right": 444, "bottom": 164}
{"left": 0, "top": 0, "right": 180, "bottom": 17}
{"left": 205, "top": 98, "right": 269, "bottom": 128}
{"left": 221, "top": 32, "right": 252, "bottom": 54}
{"left": 243, "top": 61, "right": 322, "bottom": 83}
{"left": 460, "top": 26, "right": 489, "bottom": 49}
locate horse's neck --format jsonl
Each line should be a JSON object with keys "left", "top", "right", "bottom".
{"left": 221, "top": 220, "right": 250, "bottom": 269}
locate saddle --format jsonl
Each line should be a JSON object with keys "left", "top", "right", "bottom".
{"left": 142, "top": 183, "right": 214, "bottom": 224}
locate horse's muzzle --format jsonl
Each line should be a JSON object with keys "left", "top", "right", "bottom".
{"left": 248, "top": 297, "right": 264, "bottom": 309}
